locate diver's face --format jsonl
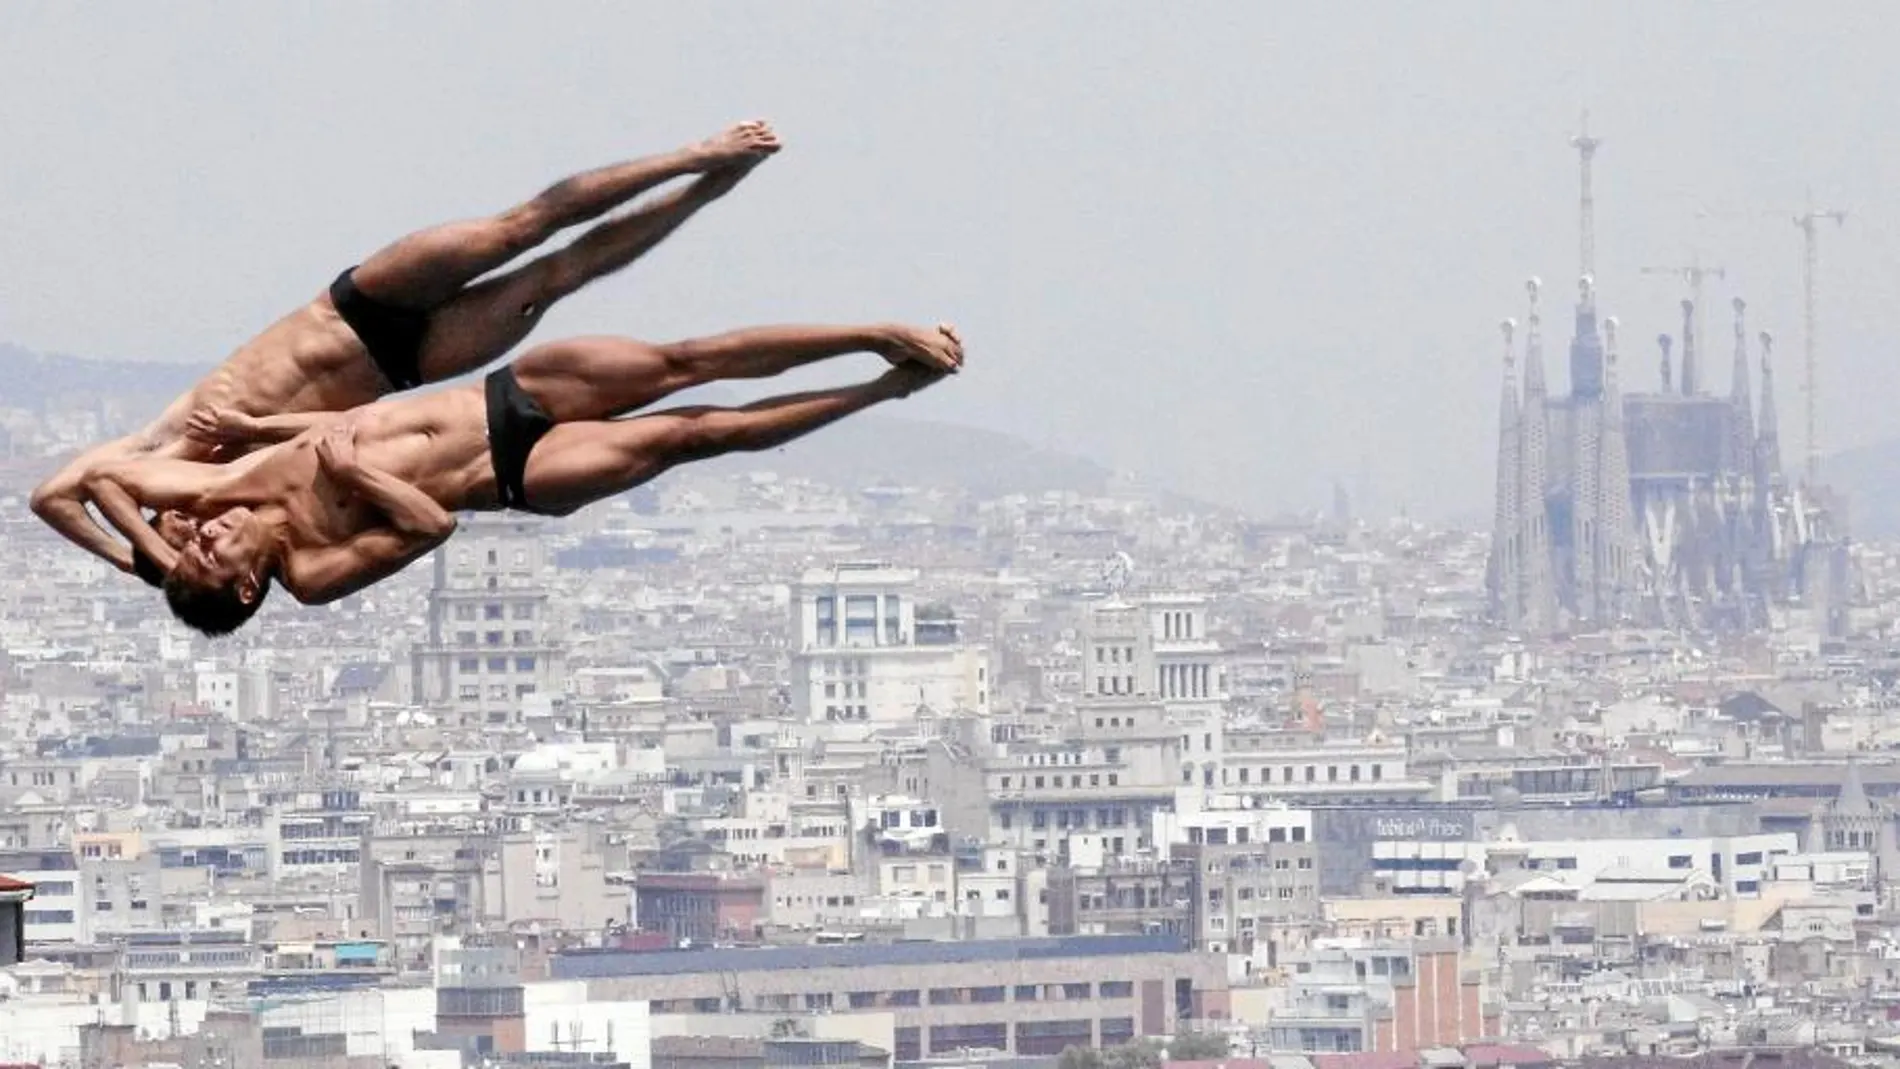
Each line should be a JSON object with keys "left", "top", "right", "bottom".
{"left": 178, "top": 507, "right": 263, "bottom": 588}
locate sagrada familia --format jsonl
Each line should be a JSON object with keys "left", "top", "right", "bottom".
{"left": 1486, "top": 125, "right": 1850, "bottom": 635}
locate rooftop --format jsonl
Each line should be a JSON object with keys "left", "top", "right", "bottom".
{"left": 551, "top": 932, "right": 1193, "bottom": 980}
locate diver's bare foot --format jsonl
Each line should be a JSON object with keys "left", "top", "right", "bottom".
{"left": 874, "top": 323, "right": 964, "bottom": 374}
{"left": 876, "top": 363, "right": 950, "bottom": 399}
{"left": 694, "top": 120, "right": 781, "bottom": 169}
{"left": 693, "top": 157, "right": 766, "bottom": 201}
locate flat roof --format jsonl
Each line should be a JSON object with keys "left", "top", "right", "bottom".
{"left": 552, "top": 933, "right": 1194, "bottom": 980}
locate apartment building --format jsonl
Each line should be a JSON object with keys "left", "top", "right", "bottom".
{"left": 554, "top": 934, "right": 1225, "bottom": 1060}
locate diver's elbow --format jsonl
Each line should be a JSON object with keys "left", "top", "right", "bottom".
{"left": 28, "top": 480, "right": 69, "bottom": 521}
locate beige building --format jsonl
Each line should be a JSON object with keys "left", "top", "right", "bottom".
{"left": 555, "top": 934, "right": 1226, "bottom": 1061}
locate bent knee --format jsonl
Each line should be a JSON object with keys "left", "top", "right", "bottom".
{"left": 27, "top": 480, "right": 60, "bottom": 518}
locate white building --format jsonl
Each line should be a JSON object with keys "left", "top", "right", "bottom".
{"left": 0, "top": 850, "right": 80, "bottom": 945}
{"left": 1371, "top": 829, "right": 1800, "bottom": 898}
{"left": 524, "top": 980, "right": 651, "bottom": 1069}
{"left": 1078, "top": 594, "right": 1226, "bottom": 705}
{"left": 789, "top": 562, "right": 988, "bottom": 723}
{"left": 411, "top": 517, "right": 568, "bottom": 726}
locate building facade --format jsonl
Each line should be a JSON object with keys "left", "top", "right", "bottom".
{"left": 789, "top": 562, "right": 990, "bottom": 723}
{"left": 412, "top": 517, "right": 568, "bottom": 725}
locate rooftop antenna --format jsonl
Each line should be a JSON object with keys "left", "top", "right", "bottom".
{"left": 1570, "top": 112, "right": 1603, "bottom": 282}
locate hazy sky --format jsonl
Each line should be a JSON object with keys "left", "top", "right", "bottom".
{"left": 6, "top": 3, "right": 1900, "bottom": 520}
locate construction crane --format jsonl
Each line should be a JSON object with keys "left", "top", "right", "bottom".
{"left": 1695, "top": 195, "right": 1847, "bottom": 487}
{"left": 1792, "top": 200, "right": 1848, "bottom": 485}
{"left": 1642, "top": 254, "right": 1727, "bottom": 386}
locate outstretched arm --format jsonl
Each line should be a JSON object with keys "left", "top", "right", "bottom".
{"left": 282, "top": 526, "right": 452, "bottom": 605}
{"left": 82, "top": 455, "right": 232, "bottom": 513}
{"left": 187, "top": 405, "right": 330, "bottom": 450}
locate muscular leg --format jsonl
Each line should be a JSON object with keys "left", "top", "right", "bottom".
{"left": 509, "top": 322, "right": 964, "bottom": 424}
{"left": 347, "top": 121, "right": 778, "bottom": 310}
{"left": 521, "top": 367, "right": 943, "bottom": 516}
{"left": 412, "top": 163, "right": 762, "bottom": 384}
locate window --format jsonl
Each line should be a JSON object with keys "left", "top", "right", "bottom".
{"left": 454, "top": 604, "right": 477, "bottom": 621}
{"left": 513, "top": 603, "right": 536, "bottom": 620}
{"left": 844, "top": 595, "right": 878, "bottom": 645}
{"left": 484, "top": 603, "right": 504, "bottom": 620}
{"left": 484, "top": 631, "right": 503, "bottom": 646}
{"left": 515, "top": 657, "right": 537, "bottom": 673}
{"left": 488, "top": 657, "right": 508, "bottom": 673}
{"left": 458, "top": 657, "right": 479, "bottom": 674}
{"left": 1099, "top": 980, "right": 1134, "bottom": 998}
{"left": 456, "top": 630, "right": 477, "bottom": 645}
{"left": 1668, "top": 854, "right": 1692, "bottom": 869}
{"left": 513, "top": 630, "right": 534, "bottom": 646}
{"left": 815, "top": 596, "right": 837, "bottom": 645}
{"left": 1737, "top": 851, "right": 1764, "bottom": 865}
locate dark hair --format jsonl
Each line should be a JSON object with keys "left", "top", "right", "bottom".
{"left": 131, "top": 547, "right": 166, "bottom": 589}
{"left": 163, "top": 572, "right": 270, "bottom": 637}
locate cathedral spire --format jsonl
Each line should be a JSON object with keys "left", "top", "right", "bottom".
{"left": 1570, "top": 274, "right": 1606, "bottom": 397}
{"left": 1597, "top": 315, "right": 1636, "bottom": 621}
{"left": 1730, "top": 297, "right": 1756, "bottom": 473}
{"left": 1758, "top": 330, "right": 1783, "bottom": 488}
{"left": 1679, "top": 298, "right": 1699, "bottom": 396}
{"left": 1523, "top": 278, "right": 1548, "bottom": 401}
{"left": 1489, "top": 318, "right": 1523, "bottom": 629}
{"left": 1517, "top": 278, "right": 1557, "bottom": 631}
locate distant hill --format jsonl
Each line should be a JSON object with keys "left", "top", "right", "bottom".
{"left": 0, "top": 344, "right": 199, "bottom": 416}
{"left": 1822, "top": 439, "right": 1900, "bottom": 537}
{"left": 691, "top": 413, "right": 1122, "bottom": 500}
{"left": 0, "top": 344, "right": 1139, "bottom": 503}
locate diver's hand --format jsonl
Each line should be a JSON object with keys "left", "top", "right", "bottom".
{"left": 186, "top": 405, "right": 259, "bottom": 445}
{"left": 315, "top": 421, "right": 363, "bottom": 481}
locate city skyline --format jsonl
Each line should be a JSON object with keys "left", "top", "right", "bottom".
{"left": 8, "top": 5, "right": 1900, "bottom": 519}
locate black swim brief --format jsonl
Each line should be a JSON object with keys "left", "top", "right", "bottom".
{"left": 329, "top": 267, "right": 428, "bottom": 391}
{"left": 486, "top": 366, "right": 558, "bottom": 515}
